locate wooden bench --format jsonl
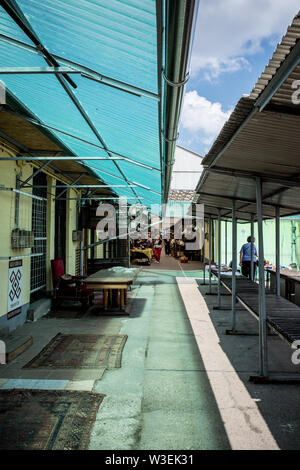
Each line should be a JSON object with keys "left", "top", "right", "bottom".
{"left": 266, "top": 267, "right": 300, "bottom": 304}
{"left": 83, "top": 267, "right": 140, "bottom": 311}
{"left": 209, "top": 269, "right": 300, "bottom": 382}
{"left": 212, "top": 270, "right": 300, "bottom": 343}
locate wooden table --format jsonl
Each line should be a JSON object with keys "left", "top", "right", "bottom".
{"left": 83, "top": 267, "right": 140, "bottom": 311}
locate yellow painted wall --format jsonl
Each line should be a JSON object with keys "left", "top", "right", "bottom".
{"left": 0, "top": 143, "right": 33, "bottom": 319}
{"left": 65, "top": 188, "right": 80, "bottom": 275}
{"left": 46, "top": 174, "right": 55, "bottom": 290}
{"left": 87, "top": 229, "right": 91, "bottom": 259}
{"left": 94, "top": 229, "right": 104, "bottom": 258}
{"left": 0, "top": 143, "right": 81, "bottom": 326}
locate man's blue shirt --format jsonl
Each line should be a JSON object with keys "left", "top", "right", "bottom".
{"left": 240, "top": 242, "right": 257, "bottom": 261}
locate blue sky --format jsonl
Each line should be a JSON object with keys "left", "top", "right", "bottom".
{"left": 178, "top": 0, "right": 300, "bottom": 156}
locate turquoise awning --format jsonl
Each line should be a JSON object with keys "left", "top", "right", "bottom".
{"left": 0, "top": 0, "right": 198, "bottom": 206}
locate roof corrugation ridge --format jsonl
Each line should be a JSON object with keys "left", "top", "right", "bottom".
{"left": 250, "top": 10, "right": 300, "bottom": 100}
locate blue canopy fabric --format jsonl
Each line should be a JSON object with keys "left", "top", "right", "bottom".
{"left": 0, "top": 0, "right": 163, "bottom": 205}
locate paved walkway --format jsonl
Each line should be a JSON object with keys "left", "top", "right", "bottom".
{"left": 90, "top": 254, "right": 230, "bottom": 449}
{"left": 90, "top": 252, "right": 300, "bottom": 450}
{"left": 1, "top": 251, "right": 300, "bottom": 449}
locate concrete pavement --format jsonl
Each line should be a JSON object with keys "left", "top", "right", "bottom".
{"left": 1, "top": 251, "right": 300, "bottom": 449}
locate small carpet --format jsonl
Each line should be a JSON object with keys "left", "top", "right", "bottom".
{"left": 23, "top": 333, "right": 128, "bottom": 370}
{"left": 0, "top": 389, "right": 104, "bottom": 450}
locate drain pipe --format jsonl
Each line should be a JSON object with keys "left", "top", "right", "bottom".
{"left": 162, "top": 0, "right": 199, "bottom": 202}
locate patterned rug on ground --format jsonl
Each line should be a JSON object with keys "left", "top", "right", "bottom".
{"left": 0, "top": 389, "right": 105, "bottom": 450}
{"left": 23, "top": 333, "right": 128, "bottom": 370}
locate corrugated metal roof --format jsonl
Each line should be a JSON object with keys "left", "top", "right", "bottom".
{"left": 0, "top": 106, "right": 116, "bottom": 196}
{"left": 203, "top": 9, "right": 300, "bottom": 171}
{"left": 197, "top": 9, "right": 300, "bottom": 221}
{"left": 0, "top": 0, "right": 161, "bottom": 204}
{"left": 250, "top": 11, "right": 300, "bottom": 102}
{"left": 197, "top": 171, "right": 300, "bottom": 222}
{"left": 0, "top": 1, "right": 198, "bottom": 207}
{"left": 205, "top": 108, "right": 300, "bottom": 175}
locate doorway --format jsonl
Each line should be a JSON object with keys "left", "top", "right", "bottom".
{"left": 54, "top": 185, "right": 66, "bottom": 265}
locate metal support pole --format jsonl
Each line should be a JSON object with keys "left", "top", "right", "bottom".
{"left": 55, "top": 175, "right": 82, "bottom": 200}
{"left": 0, "top": 34, "right": 160, "bottom": 101}
{"left": 0, "top": 156, "right": 122, "bottom": 162}
{"left": 20, "top": 159, "right": 51, "bottom": 188}
{"left": 15, "top": 175, "right": 20, "bottom": 226}
{"left": 225, "top": 220, "right": 228, "bottom": 265}
{"left": 218, "top": 209, "right": 222, "bottom": 308}
{"left": 250, "top": 214, "right": 254, "bottom": 281}
{"left": 276, "top": 206, "right": 280, "bottom": 296}
{"left": 127, "top": 213, "right": 131, "bottom": 268}
{"left": 292, "top": 220, "right": 297, "bottom": 267}
{"left": 210, "top": 215, "right": 232, "bottom": 302}
{"left": 80, "top": 239, "right": 84, "bottom": 276}
{"left": 202, "top": 233, "right": 206, "bottom": 284}
{"left": 200, "top": 218, "right": 207, "bottom": 285}
{"left": 212, "top": 219, "right": 215, "bottom": 263}
{"left": 27, "top": 184, "right": 137, "bottom": 189}
{"left": 256, "top": 177, "right": 268, "bottom": 378}
{"left": 208, "top": 215, "right": 212, "bottom": 294}
{"left": 231, "top": 200, "right": 237, "bottom": 331}
{"left": 0, "top": 66, "right": 81, "bottom": 75}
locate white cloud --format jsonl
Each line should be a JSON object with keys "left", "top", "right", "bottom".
{"left": 199, "top": 56, "right": 251, "bottom": 81}
{"left": 179, "top": 91, "right": 233, "bottom": 154}
{"left": 180, "top": 90, "right": 232, "bottom": 139}
{"left": 191, "top": 0, "right": 300, "bottom": 80}
{"left": 178, "top": 2, "right": 300, "bottom": 153}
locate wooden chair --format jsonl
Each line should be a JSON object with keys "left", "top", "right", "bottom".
{"left": 51, "top": 258, "right": 94, "bottom": 310}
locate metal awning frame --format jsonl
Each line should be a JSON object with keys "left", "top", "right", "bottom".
{"left": 0, "top": 107, "right": 154, "bottom": 203}
{"left": 197, "top": 26, "right": 300, "bottom": 382}
{"left": 204, "top": 181, "right": 295, "bottom": 382}
{"left": 198, "top": 191, "right": 298, "bottom": 213}
{"left": 0, "top": 36, "right": 160, "bottom": 101}
{"left": 0, "top": 0, "right": 166, "bottom": 205}
{"left": 206, "top": 167, "right": 300, "bottom": 190}
{"left": 0, "top": 0, "right": 199, "bottom": 206}
{"left": 0, "top": 106, "right": 161, "bottom": 171}
{"left": 0, "top": 125, "right": 120, "bottom": 199}
{"left": 197, "top": 166, "right": 300, "bottom": 220}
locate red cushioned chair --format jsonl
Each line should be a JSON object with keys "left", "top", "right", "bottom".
{"left": 51, "top": 258, "right": 94, "bottom": 310}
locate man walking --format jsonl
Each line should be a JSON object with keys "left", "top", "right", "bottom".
{"left": 239, "top": 236, "right": 258, "bottom": 280}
